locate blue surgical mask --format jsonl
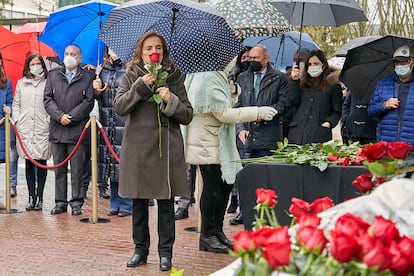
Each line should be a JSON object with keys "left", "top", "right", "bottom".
{"left": 395, "top": 64, "right": 412, "bottom": 77}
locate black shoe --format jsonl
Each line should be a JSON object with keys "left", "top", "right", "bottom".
{"left": 229, "top": 213, "right": 244, "bottom": 225}
{"left": 26, "top": 197, "right": 36, "bottom": 211}
{"left": 148, "top": 199, "right": 155, "bottom": 206}
{"left": 199, "top": 235, "right": 228, "bottom": 254}
{"left": 71, "top": 207, "right": 82, "bottom": 216}
{"left": 107, "top": 210, "right": 118, "bottom": 216}
{"left": 159, "top": 257, "right": 172, "bottom": 271}
{"left": 216, "top": 231, "right": 233, "bottom": 248}
{"left": 10, "top": 186, "right": 17, "bottom": 198}
{"left": 127, "top": 253, "right": 147, "bottom": 267}
{"left": 118, "top": 211, "right": 131, "bottom": 217}
{"left": 51, "top": 205, "right": 67, "bottom": 215}
{"left": 99, "top": 190, "right": 110, "bottom": 199}
{"left": 34, "top": 200, "right": 43, "bottom": 211}
{"left": 174, "top": 207, "right": 189, "bottom": 220}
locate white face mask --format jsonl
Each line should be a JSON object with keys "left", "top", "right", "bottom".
{"left": 108, "top": 48, "right": 119, "bottom": 61}
{"left": 308, "top": 65, "right": 323, "bottom": 78}
{"left": 64, "top": 55, "right": 77, "bottom": 69}
{"left": 29, "top": 65, "right": 43, "bottom": 76}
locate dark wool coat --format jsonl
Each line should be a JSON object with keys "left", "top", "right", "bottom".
{"left": 235, "top": 64, "right": 289, "bottom": 150}
{"left": 288, "top": 70, "right": 343, "bottom": 145}
{"left": 44, "top": 66, "right": 95, "bottom": 144}
{"left": 95, "top": 60, "right": 126, "bottom": 185}
{"left": 113, "top": 62, "right": 193, "bottom": 199}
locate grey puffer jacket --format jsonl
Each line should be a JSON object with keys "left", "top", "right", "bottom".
{"left": 44, "top": 66, "right": 95, "bottom": 144}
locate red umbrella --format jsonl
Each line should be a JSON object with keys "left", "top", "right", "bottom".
{"left": 13, "top": 22, "right": 47, "bottom": 34}
{"left": 0, "top": 26, "right": 57, "bottom": 93}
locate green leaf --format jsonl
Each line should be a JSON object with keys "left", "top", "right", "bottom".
{"left": 365, "top": 161, "right": 387, "bottom": 177}
{"left": 310, "top": 159, "right": 329, "bottom": 172}
{"left": 153, "top": 93, "right": 162, "bottom": 104}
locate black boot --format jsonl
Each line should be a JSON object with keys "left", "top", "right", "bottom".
{"left": 26, "top": 196, "right": 36, "bottom": 211}
{"left": 34, "top": 197, "right": 43, "bottom": 211}
{"left": 227, "top": 195, "right": 238, "bottom": 213}
{"left": 199, "top": 235, "right": 228, "bottom": 254}
{"left": 175, "top": 197, "right": 190, "bottom": 220}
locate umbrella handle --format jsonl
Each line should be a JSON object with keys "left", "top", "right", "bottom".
{"left": 96, "top": 82, "right": 108, "bottom": 93}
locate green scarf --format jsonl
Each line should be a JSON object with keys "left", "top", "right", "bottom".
{"left": 184, "top": 71, "right": 242, "bottom": 184}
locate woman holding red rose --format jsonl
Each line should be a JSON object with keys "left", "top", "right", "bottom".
{"left": 113, "top": 31, "right": 193, "bottom": 271}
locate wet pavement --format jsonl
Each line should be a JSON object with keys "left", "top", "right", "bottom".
{"left": 0, "top": 159, "right": 243, "bottom": 275}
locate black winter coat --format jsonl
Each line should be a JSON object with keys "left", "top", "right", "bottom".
{"left": 288, "top": 73, "right": 342, "bottom": 145}
{"left": 44, "top": 66, "right": 94, "bottom": 144}
{"left": 95, "top": 60, "right": 126, "bottom": 185}
{"left": 342, "top": 92, "right": 378, "bottom": 141}
{"left": 235, "top": 65, "right": 289, "bottom": 150}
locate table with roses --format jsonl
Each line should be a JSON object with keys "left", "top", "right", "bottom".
{"left": 236, "top": 163, "right": 368, "bottom": 227}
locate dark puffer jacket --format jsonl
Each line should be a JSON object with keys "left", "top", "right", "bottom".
{"left": 368, "top": 74, "right": 414, "bottom": 144}
{"left": 95, "top": 60, "right": 126, "bottom": 185}
{"left": 44, "top": 66, "right": 94, "bottom": 144}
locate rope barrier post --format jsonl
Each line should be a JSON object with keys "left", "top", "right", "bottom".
{"left": 184, "top": 166, "right": 202, "bottom": 233}
{"left": 0, "top": 114, "right": 21, "bottom": 214}
{"left": 80, "top": 116, "right": 109, "bottom": 224}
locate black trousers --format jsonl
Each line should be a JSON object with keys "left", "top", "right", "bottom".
{"left": 25, "top": 159, "right": 47, "bottom": 199}
{"left": 132, "top": 198, "right": 175, "bottom": 259}
{"left": 51, "top": 143, "right": 86, "bottom": 209}
{"left": 199, "top": 164, "right": 234, "bottom": 237}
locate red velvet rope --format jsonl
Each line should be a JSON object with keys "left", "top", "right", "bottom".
{"left": 98, "top": 127, "right": 120, "bottom": 164}
{"left": 12, "top": 123, "right": 89, "bottom": 170}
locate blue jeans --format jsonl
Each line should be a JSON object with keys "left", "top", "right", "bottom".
{"left": 110, "top": 181, "right": 132, "bottom": 213}
{"left": 10, "top": 146, "right": 18, "bottom": 187}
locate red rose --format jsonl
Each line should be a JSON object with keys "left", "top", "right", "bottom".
{"left": 297, "top": 213, "right": 321, "bottom": 229}
{"left": 389, "top": 241, "right": 414, "bottom": 276}
{"left": 327, "top": 154, "right": 339, "bottom": 162}
{"left": 310, "top": 197, "right": 333, "bottom": 213}
{"left": 335, "top": 213, "right": 370, "bottom": 238}
{"left": 289, "top": 197, "right": 310, "bottom": 219}
{"left": 357, "top": 232, "right": 377, "bottom": 260}
{"left": 352, "top": 173, "right": 376, "bottom": 193}
{"left": 255, "top": 188, "right": 278, "bottom": 207}
{"left": 398, "top": 236, "right": 414, "bottom": 257}
{"left": 351, "top": 156, "right": 364, "bottom": 165}
{"left": 363, "top": 240, "right": 393, "bottom": 271}
{"left": 233, "top": 230, "right": 255, "bottom": 253}
{"left": 387, "top": 141, "right": 412, "bottom": 160}
{"left": 149, "top": 52, "right": 160, "bottom": 63}
{"left": 252, "top": 226, "right": 289, "bottom": 248}
{"left": 339, "top": 156, "right": 351, "bottom": 166}
{"left": 329, "top": 230, "right": 360, "bottom": 263}
{"left": 368, "top": 215, "right": 400, "bottom": 246}
{"left": 262, "top": 241, "right": 291, "bottom": 270}
{"left": 358, "top": 141, "right": 388, "bottom": 162}
{"left": 297, "top": 226, "right": 328, "bottom": 254}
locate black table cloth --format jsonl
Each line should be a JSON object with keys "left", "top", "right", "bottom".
{"left": 236, "top": 163, "right": 368, "bottom": 229}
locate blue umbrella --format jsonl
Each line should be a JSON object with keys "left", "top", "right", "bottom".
{"left": 39, "top": 0, "right": 117, "bottom": 66}
{"left": 98, "top": 0, "right": 243, "bottom": 74}
{"left": 243, "top": 31, "right": 319, "bottom": 68}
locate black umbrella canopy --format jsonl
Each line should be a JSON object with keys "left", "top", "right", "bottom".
{"left": 339, "top": 35, "right": 414, "bottom": 104}
{"left": 334, "top": 36, "right": 382, "bottom": 57}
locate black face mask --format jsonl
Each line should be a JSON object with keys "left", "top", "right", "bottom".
{"left": 239, "top": 61, "right": 250, "bottom": 72}
{"left": 249, "top": 61, "right": 262, "bottom": 72}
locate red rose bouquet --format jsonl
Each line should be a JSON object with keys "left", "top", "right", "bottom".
{"left": 145, "top": 53, "right": 168, "bottom": 158}
{"left": 352, "top": 141, "right": 413, "bottom": 194}
{"left": 231, "top": 188, "right": 414, "bottom": 275}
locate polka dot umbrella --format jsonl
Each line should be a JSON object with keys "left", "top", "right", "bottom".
{"left": 98, "top": 0, "right": 243, "bottom": 75}
{"left": 209, "top": 0, "right": 293, "bottom": 40}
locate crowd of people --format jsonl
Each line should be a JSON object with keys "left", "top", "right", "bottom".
{"left": 1, "top": 30, "right": 414, "bottom": 271}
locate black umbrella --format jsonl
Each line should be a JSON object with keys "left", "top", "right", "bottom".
{"left": 339, "top": 35, "right": 414, "bottom": 104}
